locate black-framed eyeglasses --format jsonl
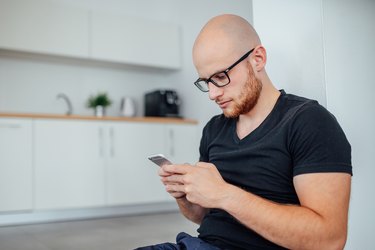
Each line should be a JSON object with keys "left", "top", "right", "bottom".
{"left": 194, "top": 48, "right": 255, "bottom": 92}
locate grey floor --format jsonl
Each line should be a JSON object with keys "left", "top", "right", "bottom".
{"left": 0, "top": 212, "right": 198, "bottom": 250}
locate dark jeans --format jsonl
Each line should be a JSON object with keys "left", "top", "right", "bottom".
{"left": 134, "top": 232, "right": 221, "bottom": 250}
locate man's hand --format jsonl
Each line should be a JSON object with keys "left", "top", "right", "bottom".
{"left": 158, "top": 164, "right": 186, "bottom": 199}
{"left": 160, "top": 162, "right": 230, "bottom": 208}
{"left": 158, "top": 163, "right": 211, "bottom": 224}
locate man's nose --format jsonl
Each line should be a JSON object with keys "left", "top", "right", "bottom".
{"left": 208, "top": 82, "right": 224, "bottom": 101}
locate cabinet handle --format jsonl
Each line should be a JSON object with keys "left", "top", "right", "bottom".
{"left": 98, "top": 127, "right": 104, "bottom": 157}
{"left": 169, "top": 128, "right": 175, "bottom": 157}
{"left": 0, "top": 124, "right": 21, "bottom": 129}
{"left": 110, "top": 127, "right": 115, "bottom": 158}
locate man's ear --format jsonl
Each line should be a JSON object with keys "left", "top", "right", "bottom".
{"left": 251, "top": 45, "right": 267, "bottom": 72}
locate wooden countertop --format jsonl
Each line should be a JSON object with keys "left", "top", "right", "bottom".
{"left": 0, "top": 112, "right": 198, "bottom": 124}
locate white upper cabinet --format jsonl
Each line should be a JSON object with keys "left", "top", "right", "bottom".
{"left": 0, "top": 0, "right": 89, "bottom": 58}
{"left": 90, "top": 10, "right": 181, "bottom": 69}
{"left": 0, "top": 0, "right": 181, "bottom": 69}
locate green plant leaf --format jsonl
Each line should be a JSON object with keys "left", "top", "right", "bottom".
{"left": 87, "top": 92, "right": 112, "bottom": 108}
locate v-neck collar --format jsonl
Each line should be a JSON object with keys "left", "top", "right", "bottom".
{"left": 232, "top": 90, "right": 285, "bottom": 144}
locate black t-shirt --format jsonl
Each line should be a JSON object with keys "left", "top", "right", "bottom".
{"left": 197, "top": 90, "right": 352, "bottom": 250}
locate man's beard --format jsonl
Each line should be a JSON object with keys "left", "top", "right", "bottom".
{"left": 223, "top": 64, "right": 262, "bottom": 118}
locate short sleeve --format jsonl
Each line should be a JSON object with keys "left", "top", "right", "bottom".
{"left": 288, "top": 103, "right": 352, "bottom": 176}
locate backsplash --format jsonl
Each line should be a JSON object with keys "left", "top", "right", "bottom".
{"left": 0, "top": 51, "right": 173, "bottom": 117}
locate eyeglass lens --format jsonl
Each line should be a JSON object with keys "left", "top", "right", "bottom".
{"left": 197, "top": 72, "right": 228, "bottom": 92}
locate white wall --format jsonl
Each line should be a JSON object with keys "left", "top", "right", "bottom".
{"left": 322, "top": 1, "right": 375, "bottom": 249}
{"left": 0, "top": 51, "right": 171, "bottom": 117}
{"left": 0, "top": 0, "right": 252, "bottom": 124}
{"left": 253, "top": 0, "right": 375, "bottom": 249}
{"left": 253, "top": 0, "right": 326, "bottom": 106}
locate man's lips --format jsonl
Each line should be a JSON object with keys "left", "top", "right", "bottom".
{"left": 216, "top": 100, "right": 231, "bottom": 109}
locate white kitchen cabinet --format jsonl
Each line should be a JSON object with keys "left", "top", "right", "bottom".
{"left": 0, "top": 118, "right": 32, "bottom": 212}
{"left": 0, "top": 0, "right": 181, "bottom": 69}
{"left": 34, "top": 119, "right": 106, "bottom": 210}
{"left": 0, "top": 0, "right": 89, "bottom": 58}
{"left": 90, "top": 10, "right": 181, "bottom": 69}
{"left": 165, "top": 124, "right": 200, "bottom": 165}
{"left": 106, "top": 122, "right": 170, "bottom": 205}
{"left": 107, "top": 122, "right": 199, "bottom": 205}
{"left": 33, "top": 119, "right": 198, "bottom": 210}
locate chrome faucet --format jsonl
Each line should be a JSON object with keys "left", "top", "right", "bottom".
{"left": 56, "top": 93, "right": 73, "bottom": 115}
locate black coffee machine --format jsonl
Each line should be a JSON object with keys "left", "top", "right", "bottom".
{"left": 144, "top": 90, "right": 181, "bottom": 117}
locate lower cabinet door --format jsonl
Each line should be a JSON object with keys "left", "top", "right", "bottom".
{"left": 34, "top": 119, "right": 106, "bottom": 210}
{"left": 33, "top": 119, "right": 199, "bottom": 209}
{"left": 106, "top": 122, "right": 171, "bottom": 205}
{"left": 165, "top": 124, "right": 200, "bottom": 165}
{"left": 0, "top": 118, "right": 33, "bottom": 212}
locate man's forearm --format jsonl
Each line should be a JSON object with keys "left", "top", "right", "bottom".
{"left": 176, "top": 197, "right": 209, "bottom": 225}
{"left": 220, "top": 183, "right": 349, "bottom": 250}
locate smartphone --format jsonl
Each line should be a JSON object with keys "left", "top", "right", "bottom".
{"left": 148, "top": 154, "right": 173, "bottom": 167}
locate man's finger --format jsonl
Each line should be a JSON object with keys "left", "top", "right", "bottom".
{"left": 162, "top": 175, "right": 184, "bottom": 184}
{"left": 166, "top": 183, "right": 185, "bottom": 193}
{"left": 162, "top": 164, "right": 191, "bottom": 174}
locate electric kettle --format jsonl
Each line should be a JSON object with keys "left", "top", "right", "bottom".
{"left": 120, "top": 97, "right": 136, "bottom": 117}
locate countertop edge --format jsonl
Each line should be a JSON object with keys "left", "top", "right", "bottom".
{"left": 0, "top": 113, "right": 198, "bottom": 125}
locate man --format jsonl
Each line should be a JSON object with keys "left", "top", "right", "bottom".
{"left": 137, "top": 14, "right": 352, "bottom": 250}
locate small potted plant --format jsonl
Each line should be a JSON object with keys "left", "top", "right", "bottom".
{"left": 87, "top": 92, "right": 112, "bottom": 117}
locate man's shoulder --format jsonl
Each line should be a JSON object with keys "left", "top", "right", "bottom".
{"left": 281, "top": 91, "right": 317, "bottom": 108}
{"left": 279, "top": 91, "right": 324, "bottom": 117}
{"left": 274, "top": 90, "right": 341, "bottom": 132}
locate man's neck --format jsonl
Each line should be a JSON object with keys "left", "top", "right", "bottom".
{"left": 236, "top": 84, "right": 280, "bottom": 140}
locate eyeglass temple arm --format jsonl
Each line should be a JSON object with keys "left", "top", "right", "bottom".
{"left": 226, "top": 48, "right": 255, "bottom": 72}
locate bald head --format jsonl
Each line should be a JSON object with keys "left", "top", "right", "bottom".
{"left": 193, "top": 14, "right": 261, "bottom": 76}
